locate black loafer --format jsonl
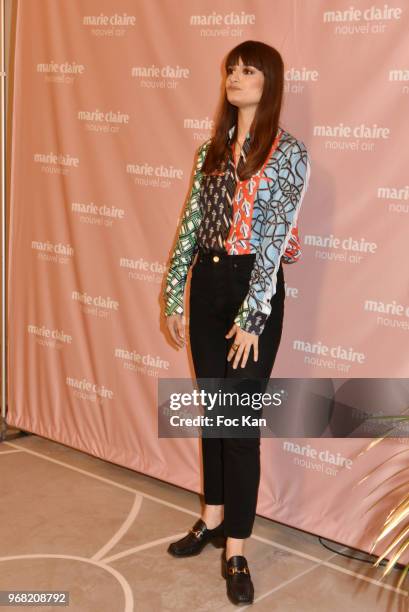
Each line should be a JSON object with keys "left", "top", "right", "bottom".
{"left": 167, "top": 518, "right": 225, "bottom": 557}
{"left": 221, "top": 549, "right": 254, "bottom": 605}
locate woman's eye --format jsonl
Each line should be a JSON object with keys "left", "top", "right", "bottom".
{"left": 226, "top": 66, "right": 255, "bottom": 76}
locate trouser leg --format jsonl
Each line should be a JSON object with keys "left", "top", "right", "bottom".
{"left": 222, "top": 435, "right": 261, "bottom": 537}
{"left": 189, "top": 259, "right": 229, "bottom": 505}
{"left": 222, "top": 262, "right": 285, "bottom": 538}
{"left": 189, "top": 255, "right": 285, "bottom": 537}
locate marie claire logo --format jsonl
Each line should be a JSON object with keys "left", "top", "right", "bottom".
{"left": 293, "top": 339, "right": 365, "bottom": 362}
{"left": 28, "top": 324, "right": 72, "bottom": 346}
{"left": 83, "top": 13, "right": 136, "bottom": 37}
{"left": 284, "top": 67, "right": 319, "bottom": 95}
{"left": 190, "top": 11, "right": 255, "bottom": 37}
{"left": 293, "top": 339, "right": 366, "bottom": 373}
{"left": 313, "top": 123, "right": 389, "bottom": 152}
{"left": 115, "top": 348, "right": 170, "bottom": 375}
{"left": 283, "top": 440, "right": 353, "bottom": 475}
{"left": 72, "top": 291, "right": 119, "bottom": 309}
{"left": 314, "top": 123, "right": 389, "bottom": 138}
{"left": 37, "top": 61, "right": 85, "bottom": 75}
{"left": 72, "top": 201, "right": 125, "bottom": 227}
{"left": 323, "top": 4, "right": 402, "bottom": 22}
{"left": 323, "top": 4, "right": 402, "bottom": 35}
{"left": 34, "top": 152, "right": 79, "bottom": 173}
{"left": 66, "top": 376, "right": 114, "bottom": 401}
{"left": 184, "top": 117, "right": 214, "bottom": 131}
{"left": 304, "top": 233, "right": 377, "bottom": 264}
{"left": 127, "top": 160, "right": 183, "bottom": 189}
{"left": 36, "top": 61, "right": 84, "bottom": 84}
{"left": 32, "top": 240, "right": 74, "bottom": 256}
{"left": 120, "top": 256, "right": 166, "bottom": 283}
{"left": 83, "top": 13, "right": 136, "bottom": 27}
{"left": 132, "top": 64, "right": 189, "bottom": 90}
{"left": 190, "top": 11, "right": 255, "bottom": 25}
{"left": 32, "top": 240, "right": 73, "bottom": 264}
{"left": 364, "top": 299, "right": 409, "bottom": 331}
{"left": 285, "top": 67, "right": 319, "bottom": 82}
{"left": 377, "top": 184, "right": 409, "bottom": 214}
{"left": 184, "top": 117, "right": 214, "bottom": 141}
{"left": 77, "top": 109, "right": 130, "bottom": 130}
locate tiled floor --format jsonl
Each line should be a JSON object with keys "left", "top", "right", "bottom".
{"left": 0, "top": 430, "right": 407, "bottom": 611}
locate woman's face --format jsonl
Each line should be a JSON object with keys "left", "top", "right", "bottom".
{"left": 225, "top": 56, "right": 264, "bottom": 109}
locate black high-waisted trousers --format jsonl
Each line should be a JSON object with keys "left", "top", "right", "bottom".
{"left": 189, "top": 249, "right": 285, "bottom": 538}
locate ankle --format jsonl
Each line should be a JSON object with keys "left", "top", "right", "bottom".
{"left": 202, "top": 515, "right": 224, "bottom": 529}
{"left": 226, "top": 536, "right": 245, "bottom": 560}
{"left": 202, "top": 504, "right": 224, "bottom": 528}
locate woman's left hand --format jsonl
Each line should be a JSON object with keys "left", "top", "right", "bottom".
{"left": 225, "top": 324, "right": 258, "bottom": 369}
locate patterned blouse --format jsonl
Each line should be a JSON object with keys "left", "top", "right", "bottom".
{"left": 164, "top": 124, "right": 311, "bottom": 335}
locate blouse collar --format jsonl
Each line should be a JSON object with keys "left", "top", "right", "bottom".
{"left": 227, "top": 124, "right": 251, "bottom": 144}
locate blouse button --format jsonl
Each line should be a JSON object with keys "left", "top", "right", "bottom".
{"left": 212, "top": 255, "right": 220, "bottom": 263}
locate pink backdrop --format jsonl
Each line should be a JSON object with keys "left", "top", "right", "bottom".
{"left": 7, "top": 0, "right": 409, "bottom": 561}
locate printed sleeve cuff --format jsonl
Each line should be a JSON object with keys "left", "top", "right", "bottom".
{"left": 164, "top": 302, "right": 184, "bottom": 317}
{"left": 234, "top": 309, "right": 268, "bottom": 336}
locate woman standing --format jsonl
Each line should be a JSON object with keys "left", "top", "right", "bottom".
{"left": 163, "top": 40, "right": 311, "bottom": 605}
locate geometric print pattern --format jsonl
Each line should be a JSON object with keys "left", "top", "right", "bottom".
{"left": 281, "top": 225, "right": 302, "bottom": 264}
{"left": 164, "top": 125, "right": 311, "bottom": 335}
{"left": 195, "top": 171, "right": 233, "bottom": 251}
{"left": 163, "top": 139, "right": 211, "bottom": 316}
{"left": 196, "top": 126, "right": 250, "bottom": 252}
{"left": 233, "top": 134, "right": 311, "bottom": 334}
{"left": 225, "top": 126, "right": 283, "bottom": 255}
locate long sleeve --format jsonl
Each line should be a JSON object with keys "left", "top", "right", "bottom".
{"left": 233, "top": 139, "right": 311, "bottom": 335}
{"left": 163, "top": 139, "right": 210, "bottom": 317}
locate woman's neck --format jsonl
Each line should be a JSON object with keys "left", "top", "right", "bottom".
{"left": 235, "top": 108, "right": 256, "bottom": 143}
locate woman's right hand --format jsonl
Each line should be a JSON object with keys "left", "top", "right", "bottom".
{"left": 166, "top": 314, "right": 186, "bottom": 348}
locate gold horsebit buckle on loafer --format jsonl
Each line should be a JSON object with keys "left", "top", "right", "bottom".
{"left": 189, "top": 527, "right": 206, "bottom": 539}
{"left": 227, "top": 566, "right": 249, "bottom": 575}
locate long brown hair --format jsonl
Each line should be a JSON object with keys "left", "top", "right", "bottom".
{"left": 201, "top": 40, "right": 284, "bottom": 181}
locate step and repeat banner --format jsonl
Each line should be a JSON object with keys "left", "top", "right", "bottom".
{"left": 8, "top": 0, "right": 409, "bottom": 560}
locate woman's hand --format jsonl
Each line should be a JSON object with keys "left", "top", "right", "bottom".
{"left": 225, "top": 324, "right": 258, "bottom": 369}
{"left": 166, "top": 314, "right": 186, "bottom": 348}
